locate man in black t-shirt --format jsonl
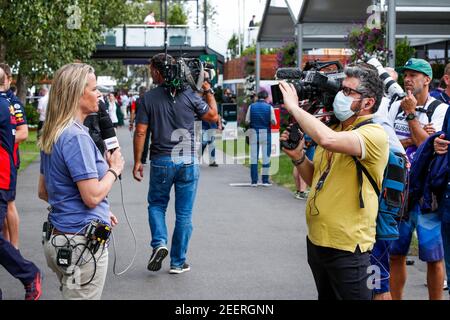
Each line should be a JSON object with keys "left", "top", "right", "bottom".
{"left": 133, "top": 54, "right": 218, "bottom": 275}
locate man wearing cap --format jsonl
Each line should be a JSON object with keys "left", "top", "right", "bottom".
{"left": 388, "top": 58, "right": 449, "bottom": 300}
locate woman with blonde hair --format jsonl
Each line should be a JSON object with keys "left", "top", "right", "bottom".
{"left": 38, "top": 63, "right": 124, "bottom": 300}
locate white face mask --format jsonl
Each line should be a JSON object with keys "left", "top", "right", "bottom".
{"left": 333, "top": 91, "right": 358, "bottom": 121}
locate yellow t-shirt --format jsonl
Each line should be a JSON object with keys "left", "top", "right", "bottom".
{"left": 305, "top": 115, "right": 389, "bottom": 253}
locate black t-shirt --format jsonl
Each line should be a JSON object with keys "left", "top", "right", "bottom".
{"left": 136, "top": 86, "right": 209, "bottom": 159}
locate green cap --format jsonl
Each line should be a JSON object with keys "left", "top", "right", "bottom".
{"left": 397, "top": 58, "right": 433, "bottom": 79}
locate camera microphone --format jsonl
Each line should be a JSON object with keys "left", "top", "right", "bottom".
{"left": 276, "top": 68, "right": 303, "bottom": 80}
{"left": 99, "top": 115, "right": 121, "bottom": 179}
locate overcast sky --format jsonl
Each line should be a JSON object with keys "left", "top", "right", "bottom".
{"left": 186, "top": 0, "right": 267, "bottom": 43}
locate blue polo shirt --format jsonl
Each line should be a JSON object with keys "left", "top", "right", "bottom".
{"left": 0, "top": 94, "right": 16, "bottom": 194}
{"left": 40, "top": 121, "right": 110, "bottom": 233}
{"left": 430, "top": 89, "right": 450, "bottom": 105}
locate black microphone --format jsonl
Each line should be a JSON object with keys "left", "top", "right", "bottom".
{"left": 276, "top": 68, "right": 303, "bottom": 80}
{"left": 99, "top": 115, "right": 120, "bottom": 151}
{"left": 99, "top": 115, "right": 121, "bottom": 179}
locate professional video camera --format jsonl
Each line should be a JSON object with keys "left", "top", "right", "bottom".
{"left": 271, "top": 60, "right": 346, "bottom": 115}
{"left": 162, "top": 56, "right": 216, "bottom": 93}
{"left": 271, "top": 60, "right": 345, "bottom": 150}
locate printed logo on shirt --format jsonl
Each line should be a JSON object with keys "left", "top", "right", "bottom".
{"left": 394, "top": 123, "right": 410, "bottom": 138}
{"left": 394, "top": 113, "right": 411, "bottom": 138}
{"left": 9, "top": 105, "right": 17, "bottom": 126}
{"left": 14, "top": 103, "right": 24, "bottom": 124}
{"left": 393, "top": 110, "right": 427, "bottom": 139}
{"left": 13, "top": 103, "right": 25, "bottom": 124}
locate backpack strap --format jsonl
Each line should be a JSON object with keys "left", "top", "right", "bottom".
{"left": 353, "top": 157, "right": 382, "bottom": 208}
{"left": 425, "top": 99, "right": 442, "bottom": 123}
{"left": 397, "top": 99, "right": 441, "bottom": 122}
{"left": 388, "top": 94, "right": 400, "bottom": 112}
{"left": 352, "top": 118, "right": 380, "bottom": 208}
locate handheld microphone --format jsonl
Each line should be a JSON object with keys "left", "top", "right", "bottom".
{"left": 99, "top": 115, "right": 121, "bottom": 179}
{"left": 99, "top": 115, "right": 120, "bottom": 151}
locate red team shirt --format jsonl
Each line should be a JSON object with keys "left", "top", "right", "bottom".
{"left": 0, "top": 91, "right": 17, "bottom": 192}
{"left": 5, "top": 89, "right": 27, "bottom": 168}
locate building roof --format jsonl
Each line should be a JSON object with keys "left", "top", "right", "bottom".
{"left": 257, "top": 0, "right": 450, "bottom": 49}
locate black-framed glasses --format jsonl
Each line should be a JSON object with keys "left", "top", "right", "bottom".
{"left": 341, "top": 86, "right": 363, "bottom": 97}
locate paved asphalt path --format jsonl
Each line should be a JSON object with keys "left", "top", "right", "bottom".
{"left": 0, "top": 125, "right": 433, "bottom": 300}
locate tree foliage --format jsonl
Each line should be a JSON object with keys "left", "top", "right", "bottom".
{"left": 168, "top": 2, "right": 189, "bottom": 25}
{"left": 1, "top": 0, "right": 133, "bottom": 75}
{"left": 395, "top": 37, "right": 415, "bottom": 67}
{"left": 241, "top": 45, "right": 278, "bottom": 57}
{"left": 0, "top": 0, "right": 135, "bottom": 100}
{"left": 86, "top": 59, "right": 127, "bottom": 79}
{"left": 276, "top": 42, "right": 297, "bottom": 68}
{"left": 347, "top": 25, "right": 389, "bottom": 65}
{"left": 227, "top": 33, "right": 241, "bottom": 59}
{"left": 123, "top": 0, "right": 161, "bottom": 24}
{"left": 200, "top": 0, "right": 218, "bottom": 26}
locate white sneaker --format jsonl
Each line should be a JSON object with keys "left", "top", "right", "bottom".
{"left": 262, "top": 183, "right": 272, "bottom": 187}
{"left": 169, "top": 263, "right": 190, "bottom": 274}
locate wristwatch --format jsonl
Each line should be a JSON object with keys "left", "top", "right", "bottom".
{"left": 405, "top": 113, "right": 416, "bottom": 121}
{"left": 204, "top": 88, "right": 214, "bottom": 95}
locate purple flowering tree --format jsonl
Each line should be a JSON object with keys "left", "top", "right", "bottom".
{"left": 276, "top": 41, "right": 297, "bottom": 68}
{"left": 347, "top": 25, "right": 390, "bottom": 65}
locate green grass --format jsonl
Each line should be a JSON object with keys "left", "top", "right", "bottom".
{"left": 216, "top": 137, "right": 297, "bottom": 191}
{"left": 270, "top": 154, "right": 298, "bottom": 192}
{"left": 218, "top": 137, "right": 249, "bottom": 164}
{"left": 18, "top": 129, "right": 40, "bottom": 172}
{"left": 409, "top": 232, "right": 419, "bottom": 256}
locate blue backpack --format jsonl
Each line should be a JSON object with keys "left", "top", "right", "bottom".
{"left": 353, "top": 120, "right": 408, "bottom": 240}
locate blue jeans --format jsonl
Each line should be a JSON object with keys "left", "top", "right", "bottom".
{"left": 147, "top": 156, "right": 199, "bottom": 268}
{"left": 249, "top": 129, "right": 271, "bottom": 184}
{"left": 202, "top": 129, "right": 216, "bottom": 162}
